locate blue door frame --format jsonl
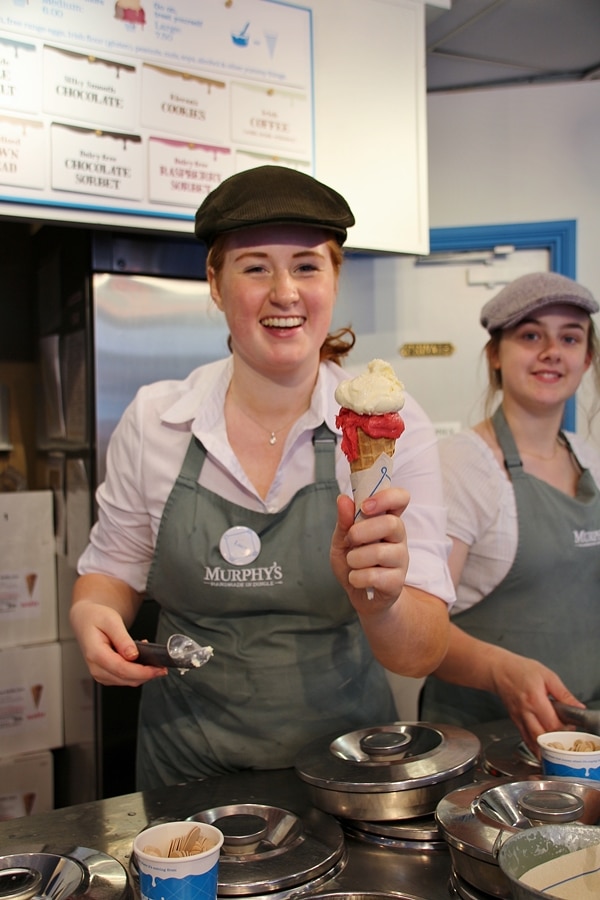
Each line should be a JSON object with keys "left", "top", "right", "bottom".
{"left": 429, "top": 220, "right": 578, "bottom": 430}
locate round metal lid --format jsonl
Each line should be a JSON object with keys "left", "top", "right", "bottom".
{"left": 482, "top": 737, "right": 541, "bottom": 779}
{"left": 0, "top": 848, "right": 129, "bottom": 900}
{"left": 0, "top": 868, "right": 43, "bottom": 900}
{"left": 342, "top": 814, "right": 441, "bottom": 843}
{"left": 187, "top": 803, "right": 345, "bottom": 896}
{"left": 517, "top": 789, "right": 584, "bottom": 823}
{"left": 340, "top": 814, "right": 446, "bottom": 852}
{"left": 295, "top": 723, "right": 481, "bottom": 793}
{"left": 436, "top": 778, "right": 600, "bottom": 864}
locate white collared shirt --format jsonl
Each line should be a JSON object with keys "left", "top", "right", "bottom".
{"left": 79, "top": 357, "right": 455, "bottom": 606}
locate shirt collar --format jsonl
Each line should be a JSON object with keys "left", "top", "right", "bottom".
{"left": 160, "top": 357, "right": 232, "bottom": 430}
{"left": 159, "top": 356, "right": 342, "bottom": 435}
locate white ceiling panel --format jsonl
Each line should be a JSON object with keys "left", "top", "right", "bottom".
{"left": 426, "top": 0, "right": 600, "bottom": 92}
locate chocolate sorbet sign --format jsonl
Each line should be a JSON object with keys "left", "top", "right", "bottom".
{"left": 0, "top": 0, "right": 313, "bottom": 230}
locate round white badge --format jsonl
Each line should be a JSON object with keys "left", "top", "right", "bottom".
{"left": 219, "top": 526, "right": 261, "bottom": 566}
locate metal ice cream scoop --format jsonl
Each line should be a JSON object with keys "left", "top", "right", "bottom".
{"left": 551, "top": 700, "right": 600, "bottom": 735}
{"left": 134, "top": 633, "right": 214, "bottom": 669}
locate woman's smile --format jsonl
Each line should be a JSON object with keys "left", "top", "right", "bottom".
{"left": 260, "top": 315, "right": 307, "bottom": 330}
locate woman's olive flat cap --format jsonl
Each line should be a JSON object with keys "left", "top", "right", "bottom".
{"left": 480, "top": 271, "right": 599, "bottom": 333}
{"left": 194, "top": 165, "right": 355, "bottom": 247}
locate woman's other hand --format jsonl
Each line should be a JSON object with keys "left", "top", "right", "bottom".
{"left": 491, "top": 651, "right": 586, "bottom": 754}
{"left": 70, "top": 574, "right": 167, "bottom": 686}
{"left": 434, "top": 623, "right": 586, "bottom": 755}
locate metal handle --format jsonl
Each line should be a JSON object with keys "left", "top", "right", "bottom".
{"left": 551, "top": 700, "right": 600, "bottom": 735}
{"left": 134, "top": 641, "right": 172, "bottom": 667}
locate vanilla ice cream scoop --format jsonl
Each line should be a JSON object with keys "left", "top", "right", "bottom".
{"left": 335, "top": 358, "right": 405, "bottom": 415}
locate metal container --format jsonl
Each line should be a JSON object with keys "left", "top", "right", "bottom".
{"left": 482, "top": 739, "right": 541, "bottom": 780}
{"left": 0, "top": 848, "right": 130, "bottom": 900}
{"left": 295, "top": 722, "right": 481, "bottom": 821}
{"left": 497, "top": 823, "right": 600, "bottom": 900}
{"left": 339, "top": 814, "right": 447, "bottom": 852}
{"left": 185, "top": 802, "right": 346, "bottom": 896}
{"left": 436, "top": 778, "right": 600, "bottom": 898}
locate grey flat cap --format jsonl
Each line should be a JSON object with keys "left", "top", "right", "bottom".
{"left": 194, "top": 165, "right": 355, "bottom": 248}
{"left": 481, "top": 271, "right": 599, "bottom": 333}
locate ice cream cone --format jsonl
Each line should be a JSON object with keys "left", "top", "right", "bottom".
{"left": 31, "top": 684, "right": 43, "bottom": 708}
{"left": 351, "top": 429, "right": 397, "bottom": 473}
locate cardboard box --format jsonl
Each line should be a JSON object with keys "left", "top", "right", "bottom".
{"left": 0, "top": 643, "right": 63, "bottom": 755}
{"left": 0, "top": 491, "right": 58, "bottom": 648}
{"left": 0, "top": 751, "right": 54, "bottom": 820}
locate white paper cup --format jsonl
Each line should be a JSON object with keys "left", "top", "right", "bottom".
{"left": 133, "top": 821, "right": 224, "bottom": 900}
{"left": 537, "top": 731, "right": 600, "bottom": 780}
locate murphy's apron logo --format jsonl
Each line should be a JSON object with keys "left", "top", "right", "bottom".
{"left": 203, "top": 561, "right": 283, "bottom": 588}
{"left": 573, "top": 528, "right": 600, "bottom": 547}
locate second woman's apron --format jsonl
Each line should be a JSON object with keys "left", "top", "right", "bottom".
{"left": 421, "top": 406, "right": 600, "bottom": 726}
{"left": 136, "top": 424, "right": 396, "bottom": 789}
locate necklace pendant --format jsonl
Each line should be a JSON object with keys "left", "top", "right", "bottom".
{"left": 269, "top": 433, "right": 277, "bottom": 445}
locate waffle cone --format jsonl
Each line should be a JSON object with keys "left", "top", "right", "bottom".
{"left": 350, "top": 428, "right": 396, "bottom": 473}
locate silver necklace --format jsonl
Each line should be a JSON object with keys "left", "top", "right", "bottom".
{"left": 237, "top": 404, "right": 299, "bottom": 445}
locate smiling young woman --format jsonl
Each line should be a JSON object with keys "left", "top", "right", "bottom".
{"left": 420, "top": 271, "right": 600, "bottom": 755}
{"left": 70, "top": 165, "right": 454, "bottom": 790}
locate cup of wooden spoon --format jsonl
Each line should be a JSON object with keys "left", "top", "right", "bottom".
{"left": 133, "top": 821, "right": 224, "bottom": 900}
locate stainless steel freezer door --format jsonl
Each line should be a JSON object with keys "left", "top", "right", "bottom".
{"left": 93, "top": 272, "right": 230, "bottom": 483}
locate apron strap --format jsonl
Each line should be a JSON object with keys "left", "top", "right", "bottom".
{"left": 493, "top": 405, "right": 579, "bottom": 476}
{"left": 312, "top": 422, "right": 337, "bottom": 482}
{"left": 178, "top": 434, "right": 206, "bottom": 486}
{"left": 492, "top": 406, "right": 523, "bottom": 475}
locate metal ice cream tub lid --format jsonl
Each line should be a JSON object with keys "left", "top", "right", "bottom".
{"left": 436, "top": 777, "right": 600, "bottom": 863}
{"left": 296, "top": 723, "right": 480, "bottom": 793}
{"left": 294, "top": 723, "right": 481, "bottom": 822}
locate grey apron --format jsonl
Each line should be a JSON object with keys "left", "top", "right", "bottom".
{"left": 136, "top": 424, "right": 396, "bottom": 788}
{"left": 421, "top": 405, "right": 600, "bottom": 726}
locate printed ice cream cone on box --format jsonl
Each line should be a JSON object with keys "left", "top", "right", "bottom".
{"left": 31, "top": 684, "right": 44, "bottom": 709}
{"left": 335, "top": 359, "right": 405, "bottom": 515}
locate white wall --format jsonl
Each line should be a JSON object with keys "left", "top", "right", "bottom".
{"left": 427, "top": 80, "right": 600, "bottom": 284}
{"left": 427, "top": 80, "right": 600, "bottom": 446}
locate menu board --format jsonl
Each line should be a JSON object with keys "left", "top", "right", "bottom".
{"left": 0, "top": 0, "right": 313, "bottom": 231}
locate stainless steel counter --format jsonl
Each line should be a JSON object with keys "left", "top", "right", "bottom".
{"left": 0, "top": 722, "right": 522, "bottom": 900}
{"left": 0, "top": 769, "right": 454, "bottom": 900}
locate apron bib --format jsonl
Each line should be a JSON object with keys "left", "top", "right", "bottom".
{"left": 421, "top": 406, "right": 600, "bottom": 727}
{"left": 136, "top": 424, "right": 396, "bottom": 788}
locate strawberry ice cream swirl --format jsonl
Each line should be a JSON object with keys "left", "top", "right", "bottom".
{"left": 335, "top": 408, "right": 405, "bottom": 462}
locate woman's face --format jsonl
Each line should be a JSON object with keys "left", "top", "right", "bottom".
{"left": 208, "top": 225, "right": 339, "bottom": 378}
{"left": 490, "top": 303, "right": 592, "bottom": 410}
